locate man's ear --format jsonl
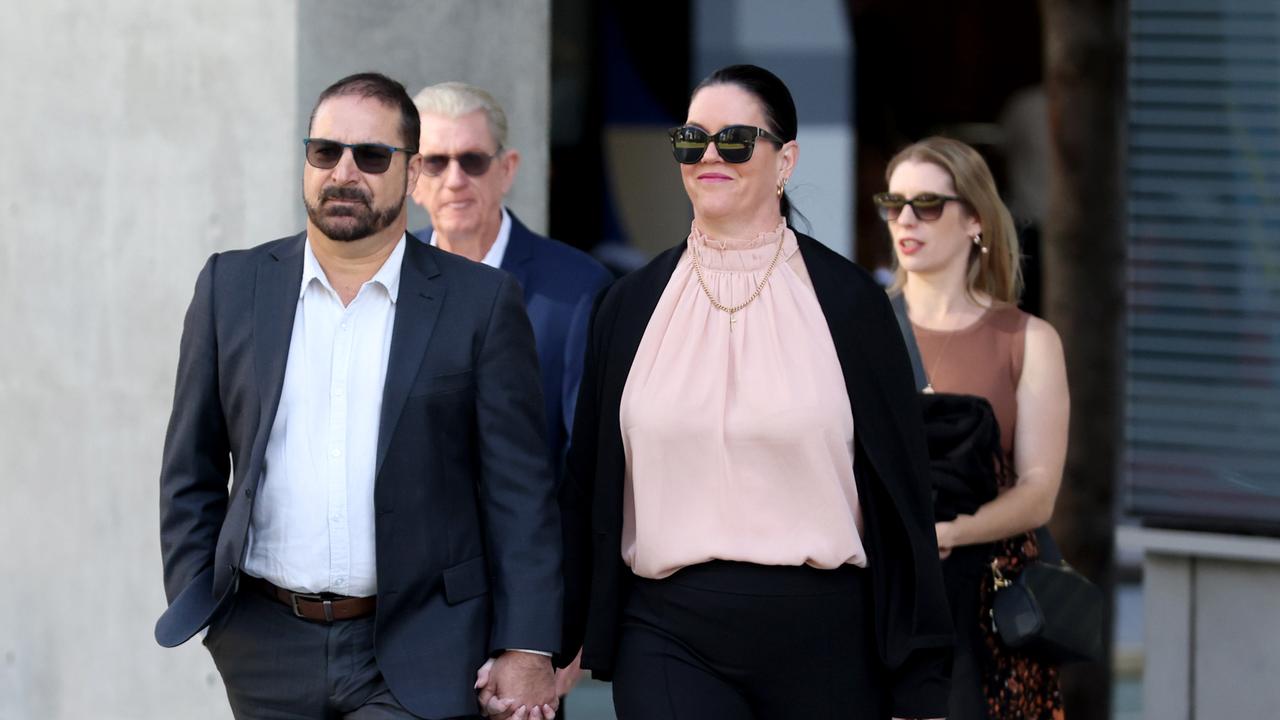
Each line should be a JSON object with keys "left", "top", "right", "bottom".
{"left": 405, "top": 153, "right": 424, "bottom": 199}
{"left": 500, "top": 149, "right": 521, "bottom": 195}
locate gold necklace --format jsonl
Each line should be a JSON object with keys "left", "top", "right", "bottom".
{"left": 688, "top": 228, "right": 786, "bottom": 333}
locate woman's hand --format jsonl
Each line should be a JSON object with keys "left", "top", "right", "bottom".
{"left": 554, "top": 650, "right": 584, "bottom": 698}
{"left": 935, "top": 518, "right": 967, "bottom": 559}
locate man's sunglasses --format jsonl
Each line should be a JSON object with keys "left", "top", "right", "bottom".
{"left": 667, "top": 124, "right": 785, "bottom": 164}
{"left": 421, "top": 150, "right": 502, "bottom": 177}
{"left": 303, "top": 138, "right": 416, "bottom": 174}
{"left": 872, "top": 192, "right": 966, "bottom": 222}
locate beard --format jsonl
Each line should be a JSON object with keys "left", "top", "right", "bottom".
{"left": 305, "top": 184, "right": 404, "bottom": 242}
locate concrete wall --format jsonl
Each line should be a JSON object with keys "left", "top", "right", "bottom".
{"left": 0, "top": 2, "right": 549, "bottom": 718}
{"left": 1120, "top": 527, "right": 1280, "bottom": 718}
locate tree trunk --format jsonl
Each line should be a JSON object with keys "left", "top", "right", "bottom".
{"left": 1039, "top": 1, "right": 1127, "bottom": 717}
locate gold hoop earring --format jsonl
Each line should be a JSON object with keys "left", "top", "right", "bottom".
{"left": 777, "top": 179, "right": 786, "bottom": 199}
{"left": 972, "top": 232, "right": 988, "bottom": 254}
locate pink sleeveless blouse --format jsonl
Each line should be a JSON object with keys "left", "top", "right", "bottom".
{"left": 619, "top": 221, "right": 867, "bottom": 580}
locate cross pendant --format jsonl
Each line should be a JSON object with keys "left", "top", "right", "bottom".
{"left": 729, "top": 313, "right": 738, "bottom": 333}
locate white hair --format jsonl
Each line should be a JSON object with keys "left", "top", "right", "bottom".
{"left": 412, "top": 81, "right": 508, "bottom": 149}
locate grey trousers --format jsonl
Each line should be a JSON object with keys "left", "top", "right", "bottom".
{"left": 203, "top": 587, "right": 480, "bottom": 720}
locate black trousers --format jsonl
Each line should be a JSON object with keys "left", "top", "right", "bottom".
{"left": 611, "top": 561, "right": 885, "bottom": 720}
{"left": 203, "top": 586, "right": 480, "bottom": 720}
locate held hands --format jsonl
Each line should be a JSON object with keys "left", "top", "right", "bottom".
{"left": 475, "top": 652, "right": 559, "bottom": 720}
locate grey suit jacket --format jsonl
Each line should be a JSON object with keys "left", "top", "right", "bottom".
{"left": 156, "top": 231, "right": 562, "bottom": 719}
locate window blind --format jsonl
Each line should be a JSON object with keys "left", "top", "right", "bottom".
{"left": 1126, "top": 0, "right": 1280, "bottom": 532}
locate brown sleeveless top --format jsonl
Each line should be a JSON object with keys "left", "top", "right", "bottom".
{"left": 913, "top": 305, "right": 1030, "bottom": 459}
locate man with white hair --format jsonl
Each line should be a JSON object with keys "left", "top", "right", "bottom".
{"left": 409, "top": 81, "right": 610, "bottom": 715}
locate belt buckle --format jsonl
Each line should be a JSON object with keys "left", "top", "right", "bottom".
{"left": 290, "top": 591, "right": 335, "bottom": 622}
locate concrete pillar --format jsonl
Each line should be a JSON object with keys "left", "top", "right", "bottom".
{"left": 0, "top": 2, "right": 549, "bottom": 718}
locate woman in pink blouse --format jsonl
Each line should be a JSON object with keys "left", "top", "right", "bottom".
{"left": 560, "top": 65, "right": 951, "bottom": 720}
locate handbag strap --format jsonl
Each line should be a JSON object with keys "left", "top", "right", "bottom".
{"left": 1034, "top": 526, "right": 1064, "bottom": 564}
{"left": 890, "top": 292, "right": 929, "bottom": 392}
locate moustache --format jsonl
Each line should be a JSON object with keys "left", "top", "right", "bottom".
{"left": 320, "top": 187, "right": 371, "bottom": 205}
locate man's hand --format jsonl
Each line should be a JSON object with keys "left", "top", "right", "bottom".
{"left": 475, "top": 652, "right": 558, "bottom": 719}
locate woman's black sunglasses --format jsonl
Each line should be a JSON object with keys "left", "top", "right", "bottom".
{"left": 304, "top": 138, "right": 416, "bottom": 174}
{"left": 872, "top": 192, "right": 966, "bottom": 222}
{"left": 668, "top": 124, "right": 785, "bottom": 164}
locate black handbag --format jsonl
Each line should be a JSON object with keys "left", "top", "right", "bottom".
{"left": 989, "top": 528, "right": 1105, "bottom": 664}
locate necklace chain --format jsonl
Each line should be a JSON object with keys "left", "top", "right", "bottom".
{"left": 922, "top": 331, "right": 954, "bottom": 394}
{"left": 688, "top": 228, "right": 787, "bottom": 331}
{"left": 919, "top": 319, "right": 961, "bottom": 394}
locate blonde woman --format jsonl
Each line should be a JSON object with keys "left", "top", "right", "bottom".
{"left": 876, "top": 136, "right": 1070, "bottom": 719}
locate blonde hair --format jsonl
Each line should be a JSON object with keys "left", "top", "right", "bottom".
{"left": 412, "top": 81, "right": 509, "bottom": 149}
{"left": 885, "top": 136, "right": 1022, "bottom": 304}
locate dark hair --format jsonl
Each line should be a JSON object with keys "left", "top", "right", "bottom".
{"left": 692, "top": 64, "right": 800, "bottom": 224}
{"left": 308, "top": 72, "right": 420, "bottom": 152}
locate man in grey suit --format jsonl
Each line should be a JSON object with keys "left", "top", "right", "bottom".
{"left": 156, "top": 72, "right": 562, "bottom": 720}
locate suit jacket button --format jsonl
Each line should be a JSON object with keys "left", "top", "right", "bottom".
{"left": 244, "top": 487, "right": 253, "bottom": 499}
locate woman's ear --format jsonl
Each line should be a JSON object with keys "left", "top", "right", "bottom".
{"left": 779, "top": 140, "right": 799, "bottom": 181}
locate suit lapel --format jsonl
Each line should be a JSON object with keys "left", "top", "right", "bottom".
{"left": 800, "top": 234, "right": 883, "bottom": 435}
{"left": 500, "top": 212, "right": 535, "bottom": 297}
{"left": 254, "top": 234, "right": 306, "bottom": 429}
{"left": 376, "top": 238, "right": 444, "bottom": 477}
{"left": 800, "top": 234, "right": 919, "bottom": 521}
{"left": 799, "top": 235, "right": 860, "bottom": 380}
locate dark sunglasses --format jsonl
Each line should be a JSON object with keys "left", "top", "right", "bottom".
{"left": 303, "top": 138, "right": 416, "bottom": 174}
{"left": 872, "top": 192, "right": 966, "bottom": 222}
{"left": 421, "top": 150, "right": 502, "bottom": 177}
{"left": 667, "top": 124, "right": 785, "bottom": 164}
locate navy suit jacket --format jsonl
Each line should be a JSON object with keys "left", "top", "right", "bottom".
{"left": 156, "top": 232, "right": 562, "bottom": 719}
{"left": 414, "top": 211, "right": 613, "bottom": 479}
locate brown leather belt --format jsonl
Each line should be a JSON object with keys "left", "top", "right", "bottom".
{"left": 243, "top": 575, "right": 376, "bottom": 623}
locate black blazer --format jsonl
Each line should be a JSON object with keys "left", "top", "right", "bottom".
{"left": 560, "top": 233, "right": 954, "bottom": 718}
{"left": 155, "top": 232, "right": 562, "bottom": 719}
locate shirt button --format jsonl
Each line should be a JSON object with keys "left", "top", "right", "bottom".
{"left": 330, "top": 448, "right": 341, "bottom": 458}
{"left": 340, "top": 322, "right": 349, "bottom": 330}
{"left": 333, "top": 387, "right": 344, "bottom": 397}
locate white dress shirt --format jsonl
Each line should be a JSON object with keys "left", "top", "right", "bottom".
{"left": 430, "top": 207, "right": 511, "bottom": 267}
{"left": 243, "top": 235, "right": 406, "bottom": 597}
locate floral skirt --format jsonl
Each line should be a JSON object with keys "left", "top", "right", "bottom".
{"left": 977, "top": 531, "right": 1066, "bottom": 719}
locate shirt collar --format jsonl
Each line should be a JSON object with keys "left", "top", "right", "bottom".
{"left": 429, "top": 207, "right": 511, "bottom": 269}
{"left": 301, "top": 233, "right": 407, "bottom": 302}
